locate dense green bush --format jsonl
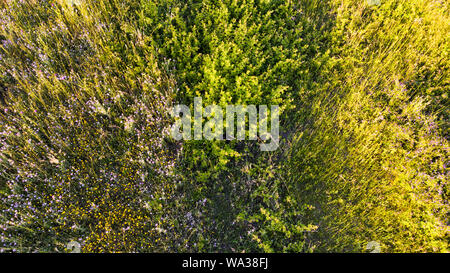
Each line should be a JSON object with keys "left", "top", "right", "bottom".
{"left": 0, "top": 0, "right": 448, "bottom": 252}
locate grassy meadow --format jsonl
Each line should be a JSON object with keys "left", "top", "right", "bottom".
{"left": 0, "top": 0, "right": 448, "bottom": 252}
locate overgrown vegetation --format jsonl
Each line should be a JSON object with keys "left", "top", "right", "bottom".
{"left": 0, "top": 0, "right": 448, "bottom": 252}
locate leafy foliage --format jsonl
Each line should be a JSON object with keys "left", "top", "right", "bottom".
{"left": 0, "top": 0, "right": 448, "bottom": 252}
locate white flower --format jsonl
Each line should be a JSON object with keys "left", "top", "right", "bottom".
{"left": 93, "top": 100, "right": 108, "bottom": 115}
{"left": 367, "top": 0, "right": 381, "bottom": 6}
{"left": 124, "top": 116, "right": 135, "bottom": 132}
{"left": 48, "top": 154, "right": 59, "bottom": 165}
{"left": 66, "top": 0, "right": 81, "bottom": 6}
{"left": 155, "top": 227, "right": 167, "bottom": 234}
